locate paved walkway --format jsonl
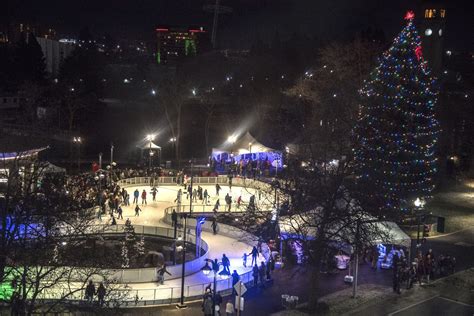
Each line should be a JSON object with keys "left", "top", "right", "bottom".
{"left": 107, "top": 184, "right": 270, "bottom": 301}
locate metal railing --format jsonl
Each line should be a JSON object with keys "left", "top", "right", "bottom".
{"left": 117, "top": 176, "right": 229, "bottom": 188}
{"left": 35, "top": 270, "right": 256, "bottom": 307}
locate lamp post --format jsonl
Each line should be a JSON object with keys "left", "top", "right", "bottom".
{"left": 352, "top": 218, "right": 378, "bottom": 298}
{"left": 414, "top": 197, "right": 426, "bottom": 247}
{"left": 147, "top": 134, "right": 155, "bottom": 170}
{"left": 73, "top": 137, "right": 82, "bottom": 172}
{"left": 177, "top": 213, "right": 188, "bottom": 309}
{"left": 189, "top": 159, "right": 194, "bottom": 214}
{"left": 169, "top": 137, "right": 177, "bottom": 167}
{"left": 110, "top": 142, "right": 114, "bottom": 165}
{"left": 99, "top": 152, "right": 103, "bottom": 169}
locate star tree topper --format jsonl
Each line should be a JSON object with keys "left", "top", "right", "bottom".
{"left": 404, "top": 10, "right": 415, "bottom": 20}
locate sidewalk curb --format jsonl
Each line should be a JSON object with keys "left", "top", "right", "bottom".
{"left": 425, "top": 227, "right": 472, "bottom": 239}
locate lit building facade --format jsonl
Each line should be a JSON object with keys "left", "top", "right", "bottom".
{"left": 155, "top": 26, "right": 208, "bottom": 64}
{"left": 420, "top": 3, "right": 446, "bottom": 75}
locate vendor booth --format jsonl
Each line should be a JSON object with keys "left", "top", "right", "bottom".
{"left": 137, "top": 140, "right": 162, "bottom": 167}
{"left": 278, "top": 212, "right": 411, "bottom": 269}
{"left": 211, "top": 132, "right": 283, "bottom": 171}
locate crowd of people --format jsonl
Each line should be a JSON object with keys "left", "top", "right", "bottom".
{"left": 390, "top": 248, "right": 457, "bottom": 294}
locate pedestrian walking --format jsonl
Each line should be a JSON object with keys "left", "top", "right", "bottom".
{"left": 133, "top": 189, "right": 139, "bottom": 204}
{"left": 212, "top": 218, "right": 218, "bottom": 235}
{"left": 85, "top": 280, "right": 95, "bottom": 303}
{"left": 97, "top": 282, "right": 106, "bottom": 306}
{"left": 393, "top": 266, "right": 401, "bottom": 294}
{"left": 203, "top": 295, "right": 213, "bottom": 316}
{"left": 266, "top": 259, "right": 272, "bottom": 280}
{"left": 214, "top": 199, "right": 220, "bottom": 212}
{"left": 231, "top": 270, "right": 240, "bottom": 295}
{"left": 124, "top": 191, "right": 130, "bottom": 206}
{"left": 203, "top": 189, "right": 209, "bottom": 204}
{"left": 216, "top": 183, "right": 221, "bottom": 196}
{"left": 259, "top": 262, "right": 266, "bottom": 287}
{"left": 171, "top": 209, "right": 178, "bottom": 227}
{"left": 237, "top": 195, "right": 242, "bottom": 208}
{"left": 252, "top": 264, "right": 259, "bottom": 286}
{"left": 198, "top": 186, "right": 203, "bottom": 200}
{"left": 117, "top": 206, "right": 123, "bottom": 219}
{"left": 193, "top": 188, "right": 197, "bottom": 202}
{"left": 141, "top": 189, "right": 147, "bottom": 205}
{"left": 135, "top": 205, "right": 141, "bottom": 216}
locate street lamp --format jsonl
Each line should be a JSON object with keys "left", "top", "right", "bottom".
{"left": 147, "top": 134, "right": 155, "bottom": 169}
{"left": 177, "top": 213, "right": 188, "bottom": 309}
{"left": 72, "top": 137, "right": 82, "bottom": 172}
{"left": 414, "top": 197, "right": 426, "bottom": 247}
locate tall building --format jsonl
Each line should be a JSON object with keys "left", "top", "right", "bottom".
{"left": 155, "top": 26, "right": 208, "bottom": 65}
{"left": 419, "top": 2, "right": 446, "bottom": 75}
{"left": 36, "top": 37, "right": 75, "bottom": 76}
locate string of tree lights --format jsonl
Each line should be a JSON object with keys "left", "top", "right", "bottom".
{"left": 353, "top": 11, "right": 440, "bottom": 215}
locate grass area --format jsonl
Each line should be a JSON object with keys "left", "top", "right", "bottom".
{"left": 427, "top": 180, "right": 474, "bottom": 233}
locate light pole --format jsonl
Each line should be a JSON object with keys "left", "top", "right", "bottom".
{"left": 169, "top": 137, "right": 176, "bottom": 167}
{"left": 189, "top": 159, "right": 194, "bottom": 214}
{"left": 147, "top": 134, "right": 155, "bottom": 170}
{"left": 73, "top": 137, "right": 82, "bottom": 172}
{"left": 177, "top": 213, "right": 188, "bottom": 309}
{"left": 414, "top": 197, "right": 426, "bottom": 247}
{"left": 352, "top": 218, "right": 378, "bottom": 298}
{"left": 99, "top": 152, "right": 103, "bottom": 169}
{"left": 110, "top": 142, "right": 114, "bottom": 165}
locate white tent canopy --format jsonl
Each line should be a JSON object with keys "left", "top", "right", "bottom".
{"left": 212, "top": 132, "right": 277, "bottom": 156}
{"left": 279, "top": 214, "right": 411, "bottom": 249}
{"left": 41, "top": 162, "right": 66, "bottom": 174}
{"left": 137, "top": 141, "right": 161, "bottom": 150}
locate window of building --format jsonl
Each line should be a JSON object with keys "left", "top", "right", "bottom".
{"left": 440, "top": 9, "right": 446, "bottom": 18}
{"left": 425, "top": 9, "right": 436, "bottom": 18}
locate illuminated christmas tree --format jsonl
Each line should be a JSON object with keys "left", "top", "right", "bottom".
{"left": 354, "top": 11, "right": 440, "bottom": 214}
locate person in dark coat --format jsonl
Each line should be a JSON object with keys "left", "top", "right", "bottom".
{"left": 133, "top": 189, "right": 139, "bottom": 204}
{"left": 171, "top": 209, "right": 178, "bottom": 227}
{"left": 231, "top": 270, "right": 240, "bottom": 288}
{"left": 117, "top": 206, "right": 123, "bottom": 219}
{"left": 97, "top": 282, "right": 106, "bottom": 306}
{"left": 252, "top": 264, "right": 259, "bottom": 286}
{"left": 259, "top": 262, "right": 266, "bottom": 287}
{"left": 212, "top": 218, "right": 218, "bottom": 235}
{"left": 85, "top": 280, "right": 95, "bottom": 303}
{"left": 222, "top": 254, "right": 231, "bottom": 275}
{"left": 249, "top": 246, "right": 259, "bottom": 266}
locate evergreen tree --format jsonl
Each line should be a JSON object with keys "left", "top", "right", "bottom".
{"left": 13, "top": 32, "right": 46, "bottom": 83}
{"left": 136, "top": 235, "right": 145, "bottom": 256}
{"left": 121, "top": 241, "right": 129, "bottom": 268}
{"left": 353, "top": 11, "right": 440, "bottom": 216}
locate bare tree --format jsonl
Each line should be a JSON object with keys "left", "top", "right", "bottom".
{"left": 0, "top": 150, "right": 129, "bottom": 315}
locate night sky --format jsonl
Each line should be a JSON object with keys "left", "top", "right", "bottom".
{"left": 3, "top": 0, "right": 473, "bottom": 49}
